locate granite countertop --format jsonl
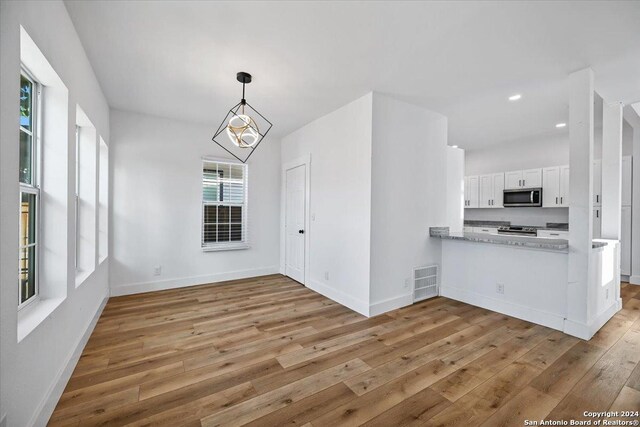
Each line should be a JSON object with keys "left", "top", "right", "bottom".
{"left": 463, "top": 221, "right": 569, "bottom": 231}
{"left": 430, "top": 227, "right": 606, "bottom": 250}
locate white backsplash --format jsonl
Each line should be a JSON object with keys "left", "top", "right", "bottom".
{"left": 464, "top": 207, "right": 569, "bottom": 227}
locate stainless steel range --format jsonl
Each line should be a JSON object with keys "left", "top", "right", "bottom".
{"left": 497, "top": 226, "right": 537, "bottom": 236}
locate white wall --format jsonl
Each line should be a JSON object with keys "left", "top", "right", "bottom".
{"left": 280, "top": 93, "right": 373, "bottom": 314}
{"left": 109, "top": 110, "right": 281, "bottom": 295}
{"left": 465, "top": 132, "right": 571, "bottom": 176}
{"left": 1, "top": 1, "right": 110, "bottom": 426}
{"left": 369, "top": 93, "right": 449, "bottom": 311}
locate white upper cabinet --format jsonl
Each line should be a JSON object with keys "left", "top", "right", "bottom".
{"left": 492, "top": 173, "right": 504, "bottom": 208}
{"left": 478, "top": 173, "right": 504, "bottom": 208}
{"left": 542, "top": 165, "right": 569, "bottom": 208}
{"left": 504, "top": 168, "right": 542, "bottom": 189}
{"left": 593, "top": 207, "right": 601, "bottom": 238}
{"left": 560, "top": 165, "right": 570, "bottom": 207}
{"left": 479, "top": 175, "right": 493, "bottom": 208}
{"left": 542, "top": 167, "right": 560, "bottom": 207}
{"left": 504, "top": 170, "right": 522, "bottom": 189}
{"left": 622, "top": 156, "right": 632, "bottom": 206}
{"left": 522, "top": 168, "right": 542, "bottom": 188}
{"left": 465, "top": 175, "right": 479, "bottom": 208}
{"left": 593, "top": 159, "right": 602, "bottom": 206}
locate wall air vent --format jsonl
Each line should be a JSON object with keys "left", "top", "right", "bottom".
{"left": 413, "top": 265, "right": 439, "bottom": 302}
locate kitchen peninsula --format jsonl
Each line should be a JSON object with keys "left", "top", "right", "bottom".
{"left": 430, "top": 227, "right": 619, "bottom": 339}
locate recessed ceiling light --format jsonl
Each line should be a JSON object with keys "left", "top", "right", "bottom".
{"left": 556, "top": 123, "right": 567, "bottom": 128}
{"left": 451, "top": 145, "right": 458, "bottom": 148}
{"left": 508, "top": 94, "right": 522, "bottom": 101}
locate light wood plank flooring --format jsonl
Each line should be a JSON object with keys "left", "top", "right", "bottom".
{"left": 50, "top": 275, "right": 640, "bottom": 426}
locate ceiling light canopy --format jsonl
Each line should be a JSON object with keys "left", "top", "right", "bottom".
{"left": 508, "top": 94, "right": 522, "bottom": 101}
{"left": 212, "top": 72, "right": 273, "bottom": 163}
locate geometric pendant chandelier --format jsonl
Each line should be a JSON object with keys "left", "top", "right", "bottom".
{"left": 212, "top": 72, "right": 273, "bottom": 163}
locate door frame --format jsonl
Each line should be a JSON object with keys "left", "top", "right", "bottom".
{"left": 280, "top": 154, "right": 311, "bottom": 285}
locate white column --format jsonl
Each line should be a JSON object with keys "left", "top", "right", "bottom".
{"left": 601, "top": 101, "right": 623, "bottom": 239}
{"left": 565, "top": 68, "right": 595, "bottom": 337}
{"left": 626, "top": 103, "right": 640, "bottom": 285}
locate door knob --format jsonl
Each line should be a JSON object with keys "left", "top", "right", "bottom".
{"left": 298, "top": 230, "right": 304, "bottom": 234}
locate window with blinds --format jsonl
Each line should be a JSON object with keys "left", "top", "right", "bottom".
{"left": 202, "top": 159, "right": 248, "bottom": 250}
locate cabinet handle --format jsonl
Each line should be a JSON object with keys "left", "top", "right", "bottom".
{"left": 519, "top": 179, "right": 522, "bottom": 187}
{"left": 597, "top": 195, "right": 599, "bottom": 203}
{"left": 523, "top": 179, "right": 526, "bottom": 187}
{"left": 560, "top": 197, "right": 563, "bottom": 204}
{"left": 550, "top": 233, "right": 559, "bottom": 236}
{"left": 556, "top": 197, "right": 558, "bottom": 204}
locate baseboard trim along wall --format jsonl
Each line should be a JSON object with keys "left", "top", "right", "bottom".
{"left": 31, "top": 293, "right": 109, "bottom": 427}
{"left": 440, "top": 286, "right": 566, "bottom": 332}
{"left": 110, "top": 266, "right": 280, "bottom": 296}
{"left": 630, "top": 275, "right": 640, "bottom": 286}
{"left": 307, "top": 279, "right": 370, "bottom": 316}
{"left": 369, "top": 293, "right": 414, "bottom": 317}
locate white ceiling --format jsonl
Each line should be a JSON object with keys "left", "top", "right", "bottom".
{"left": 64, "top": 1, "right": 640, "bottom": 149}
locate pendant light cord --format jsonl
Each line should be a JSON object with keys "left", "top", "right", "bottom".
{"left": 241, "top": 82, "right": 246, "bottom": 114}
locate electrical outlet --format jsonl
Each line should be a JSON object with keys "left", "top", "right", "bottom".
{"left": 404, "top": 278, "right": 410, "bottom": 289}
{"left": 606, "top": 288, "right": 609, "bottom": 299}
{"left": 324, "top": 271, "right": 329, "bottom": 281}
{"left": 496, "top": 283, "right": 505, "bottom": 294}
{"left": 312, "top": 213, "right": 316, "bottom": 221}
{"left": 153, "top": 265, "right": 162, "bottom": 276}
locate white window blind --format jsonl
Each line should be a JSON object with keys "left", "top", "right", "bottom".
{"left": 202, "top": 159, "right": 248, "bottom": 250}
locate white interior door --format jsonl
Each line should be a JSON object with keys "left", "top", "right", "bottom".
{"left": 285, "top": 165, "right": 306, "bottom": 283}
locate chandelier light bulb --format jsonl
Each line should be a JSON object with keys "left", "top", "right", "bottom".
{"left": 226, "top": 114, "right": 260, "bottom": 148}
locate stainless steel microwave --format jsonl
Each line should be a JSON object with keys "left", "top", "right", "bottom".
{"left": 503, "top": 188, "right": 542, "bottom": 207}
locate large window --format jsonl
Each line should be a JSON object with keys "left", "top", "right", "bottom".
{"left": 202, "top": 159, "right": 248, "bottom": 250}
{"left": 19, "top": 69, "right": 40, "bottom": 306}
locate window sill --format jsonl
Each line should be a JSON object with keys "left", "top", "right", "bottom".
{"left": 17, "top": 296, "right": 65, "bottom": 342}
{"left": 202, "top": 243, "right": 250, "bottom": 252}
{"left": 75, "top": 269, "right": 93, "bottom": 288}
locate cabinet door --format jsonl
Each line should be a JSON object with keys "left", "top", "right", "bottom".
{"left": 467, "top": 176, "right": 479, "bottom": 208}
{"left": 622, "top": 156, "right": 632, "bottom": 206}
{"left": 593, "top": 159, "right": 602, "bottom": 206}
{"left": 560, "top": 165, "right": 570, "bottom": 207}
{"left": 492, "top": 173, "right": 504, "bottom": 208}
{"left": 479, "top": 175, "right": 493, "bottom": 208}
{"left": 504, "top": 170, "right": 523, "bottom": 189}
{"left": 522, "top": 168, "right": 542, "bottom": 188}
{"left": 473, "top": 227, "right": 498, "bottom": 234}
{"left": 621, "top": 206, "right": 631, "bottom": 275}
{"left": 542, "top": 167, "right": 560, "bottom": 207}
{"left": 463, "top": 177, "right": 468, "bottom": 208}
{"left": 593, "top": 207, "right": 601, "bottom": 239}
{"left": 537, "top": 230, "right": 569, "bottom": 239}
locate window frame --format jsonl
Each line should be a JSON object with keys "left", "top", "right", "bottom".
{"left": 18, "top": 66, "right": 41, "bottom": 310}
{"left": 75, "top": 125, "right": 80, "bottom": 270}
{"left": 201, "top": 157, "right": 249, "bottom": 252}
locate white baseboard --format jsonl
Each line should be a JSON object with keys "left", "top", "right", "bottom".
{"left": 31, "top": 292, "right": 108, "bottom": 427}
{"left": 440, "top": 286, "right": 566, "bottom": 332}
{"left": 110, "top": 266, "right": 280, "bottom": 296}
{"left": 630, "top": 275, "right": 640, "bottom": 286}
{"left": 563, "top": 298, "right": 622, "bottom": 340}
{"left": 369, "top": 293, "right": 413, "bottom": 317}
{"left": 307, "top": 279, "right": 370, "bottom": 316}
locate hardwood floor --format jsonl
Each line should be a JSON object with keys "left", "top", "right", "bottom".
{"left": 50, "top": 275, "right": 640, "bottom": 426}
